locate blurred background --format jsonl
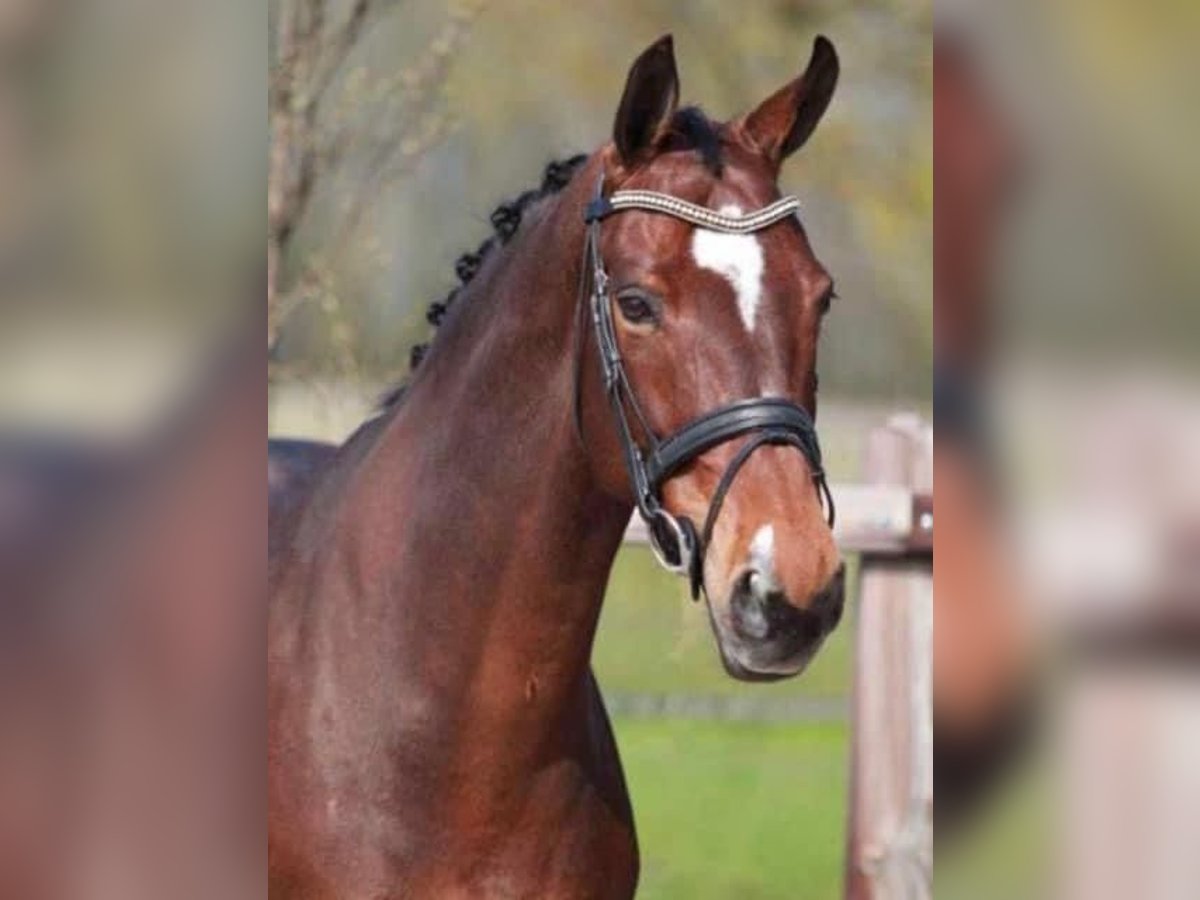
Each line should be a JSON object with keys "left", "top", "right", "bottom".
{"left": 0, "top": 0, "right": 260, "bottom": 436}
{"left": 933, "top": 1, "right": 1200, "bottom": 898}
{"left": 266, "top": 0, "right": 932, "bottom": 403}
{"left": 265, "top": 2, "right": 931, "bottom": 899}
{"left": 1, "top": 1, "right": 264, "bottom": 897}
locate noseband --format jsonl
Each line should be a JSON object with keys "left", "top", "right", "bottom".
{"left": 578, "top": 177, "right": 835, "bottom": 599}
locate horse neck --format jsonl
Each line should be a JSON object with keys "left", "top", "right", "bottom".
{"left": 345, "top": 163, "right": 629, "bottom": 726}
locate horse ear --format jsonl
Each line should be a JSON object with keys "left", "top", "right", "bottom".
{"left": 612, "top": 35, "right": 680, "bottom": 167}
{"left": 737, "top": 35, "right": 839, "bottom": 166}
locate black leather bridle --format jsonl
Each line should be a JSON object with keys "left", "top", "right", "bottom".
{"left": 577, "top": 177, "right": 834, "bottom": 599}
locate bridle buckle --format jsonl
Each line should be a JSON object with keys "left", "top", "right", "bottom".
{"left": 645, "top": 508, "right": 695, "bottom": 578}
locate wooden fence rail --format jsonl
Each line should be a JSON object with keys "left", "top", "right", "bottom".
{"left": 845, "top": 414, "right": 933, "bottom": 900}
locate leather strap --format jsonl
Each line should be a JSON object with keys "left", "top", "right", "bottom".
{"left": 689, "top": 429, "right": 835, "bottom": 599}
{"left": 646, "top": 398, "right": 822, "bottom": 489}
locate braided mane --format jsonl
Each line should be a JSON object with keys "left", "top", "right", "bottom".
{"left": 380, "top": 154, "right": 588, "bottom": 410}
{"left": 384, "top": 107, "right": 726, "bottom": 410}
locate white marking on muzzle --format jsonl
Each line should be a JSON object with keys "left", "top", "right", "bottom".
{"left": 691, "top": 205, "right": 765, "bottom": 331}
{"left": 747, "top": 524, "right": 777, "bottom": 598}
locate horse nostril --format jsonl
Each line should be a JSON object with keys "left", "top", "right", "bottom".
{"left": 730, "top": 564, "right": 845, "bottom": 646}
{"left": 763, "top": 594, "right": 826, "bottom": 646}
{"left": 731, "top": 570, "right": 772, "bottom": 640}
{"left": 730, "top": 562, "right": 846, "bottom": 648}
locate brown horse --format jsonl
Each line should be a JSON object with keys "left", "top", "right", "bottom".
{"left": 269, "top": 35, "right": 843, "bottom": 899}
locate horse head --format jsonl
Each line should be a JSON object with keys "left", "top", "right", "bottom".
{"left": 578, "top": 36, "right": 845, "bottom": 680}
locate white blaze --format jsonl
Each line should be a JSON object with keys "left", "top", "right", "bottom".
{"left": 690, "top": 205, "right": 765, "bottom": 331}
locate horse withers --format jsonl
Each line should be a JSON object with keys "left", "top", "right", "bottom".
{"left": 269, "top": 34, "right": 843, "bottom": 899}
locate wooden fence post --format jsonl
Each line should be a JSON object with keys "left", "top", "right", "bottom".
{"left": 845, "top": 414, "right": 933, "bottom": 900}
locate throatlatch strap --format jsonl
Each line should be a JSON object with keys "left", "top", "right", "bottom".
{"left": 586, "top": 191, "right": 800, "bottom": 234}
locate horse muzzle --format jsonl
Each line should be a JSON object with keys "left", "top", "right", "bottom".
{"left": 713, "top": 563, "right": 845, "bottom": 681}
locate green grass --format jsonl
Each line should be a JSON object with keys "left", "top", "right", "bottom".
{"left": 934, "top": 743, "right": 1053, "bottom": 900}
{"left": 614, "top": 718, "right": 848, "bottom": 900}
{"left": 592, "top": 546, "right": 854, "bottom": 899}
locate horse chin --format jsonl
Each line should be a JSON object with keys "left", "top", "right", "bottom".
{"left": 704, "top": 596, "right": 819, "bottom": 683}
{"left": 719, "top": 652, "right": 798, "bottom": 683}
{"left": 716, "top": 642, "right": 817, "bottom": 682}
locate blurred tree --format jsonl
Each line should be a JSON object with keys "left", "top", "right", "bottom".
{"left": 267, "top": 0, "right": 485, "bottom": 355}
{"left": 269, "top": 0, "right": 931, "bottom": 402}
{"left": 0, "top": 0, "right": 66, "bottom": 297}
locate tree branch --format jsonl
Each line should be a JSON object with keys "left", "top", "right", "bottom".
{"left": 311, "top": 0, "right": 374, "bottom": 105}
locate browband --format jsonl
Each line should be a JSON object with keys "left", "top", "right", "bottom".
{"left": 585, "top": 190, "right": 801, "bottom": 234}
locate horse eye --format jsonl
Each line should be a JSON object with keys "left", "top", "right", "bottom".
{"left": 818, "top": 288, "right": 837, "bottom": 315}
{"left": 616, "top": 291, "right": 659, "bottom": 326}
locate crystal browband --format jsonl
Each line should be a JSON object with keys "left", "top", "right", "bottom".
{"left": 584, "top": 190, "right": 801, "bottom": 234}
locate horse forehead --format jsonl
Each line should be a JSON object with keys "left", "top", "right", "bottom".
{"left": 688, "top": 204, "right": 767, "bottom": 331}
{"left": 610, "top": 169, "right": 816, "bottom": 306}
{"left": 683, "top": 204, "right": 809, "bottom": 335}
